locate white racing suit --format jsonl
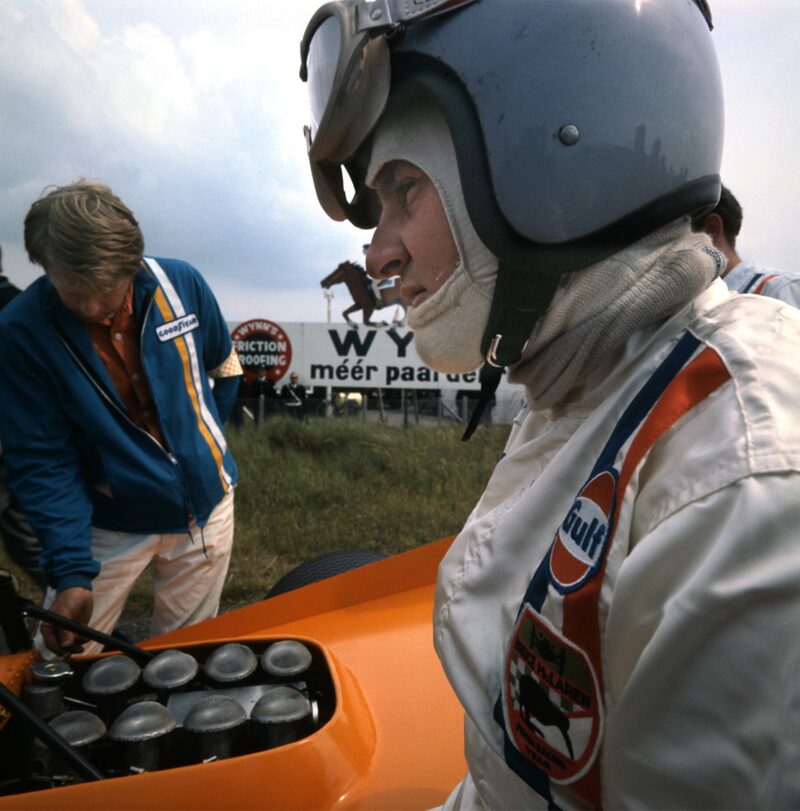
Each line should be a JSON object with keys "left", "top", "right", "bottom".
{"left": 434, "top": 279, "right": 800, "bottom": 809}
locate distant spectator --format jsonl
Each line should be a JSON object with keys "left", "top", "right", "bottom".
{"left": 0, "top": 245, "right": 23, "bottom": 308}
{"left": 254, "top": 371, "right": 277, "bottom": 401}
{"left": 280, "top": 372, "right": 307, "bottom": 420}
{"left": 0, "top": 245, "right": 46, "bottom": 592}
{"left": 252, "top": 371, "right": 279, "bottom": 422}
{"left": 692, "top": 184, "right": 800, "bottom": 304}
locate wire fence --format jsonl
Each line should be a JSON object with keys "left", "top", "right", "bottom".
{"left": 228, "top": 388, "right": 511, "bottom": 428}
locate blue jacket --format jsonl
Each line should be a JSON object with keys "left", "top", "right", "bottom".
{"left": 0, "top": 258, "right": 239, "bottom": 591}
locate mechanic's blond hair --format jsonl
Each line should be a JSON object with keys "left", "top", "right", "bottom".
{"left": 24, "top": 180, "right": 144, "bottom": 290}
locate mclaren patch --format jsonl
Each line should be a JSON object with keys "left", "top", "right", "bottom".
{"left": 502, "top": 609, "right": 603, "bottom": 785}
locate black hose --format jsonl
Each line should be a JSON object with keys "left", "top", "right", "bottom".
{"left": 0, "top": 682, "right": 103, "bottom": 782}
{"left": 18, "top": 599, "right": 154, "bottom": 664}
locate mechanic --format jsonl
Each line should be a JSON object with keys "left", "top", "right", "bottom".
{"left": 691, "top": 183, "right": 800, "bottom": 304}
{"left": 299, "top": 0, "right": 800, "bottom": 808}
{"left": 0, "top": 181, "right": 241, "bottom": 656}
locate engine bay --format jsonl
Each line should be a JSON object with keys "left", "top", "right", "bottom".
{"left": 0, "top": 637, "right": 335, "bottom": 797}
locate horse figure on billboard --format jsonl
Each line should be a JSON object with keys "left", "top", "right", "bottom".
{"left": 321, "top": 261, "right": 406, "bottom": 326}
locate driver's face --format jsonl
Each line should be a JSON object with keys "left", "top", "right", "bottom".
{"left": 365, "top": 160, "right": 459, "bottom": 309}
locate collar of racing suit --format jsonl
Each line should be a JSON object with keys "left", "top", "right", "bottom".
{"left": 508, "top": 218, "right": 723, "bottom": 409}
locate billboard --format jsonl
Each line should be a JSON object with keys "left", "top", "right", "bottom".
{"left": 231, "top": 319, "right": 293, "bottom": 386}
{"left": 228, "top": 320, "right": 515, "bottom": 393}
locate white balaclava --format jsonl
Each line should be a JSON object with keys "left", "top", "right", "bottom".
{"left": 366, "top": 95, "right": 497, "bottom": 373}
{"left": 511, "top": 221, "right": 722, "bottom": 407}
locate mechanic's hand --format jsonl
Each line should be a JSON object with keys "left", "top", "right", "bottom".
{"left": 41, "top": 587, "right": 93, "bottom": 655}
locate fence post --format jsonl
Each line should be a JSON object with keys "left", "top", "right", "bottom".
{"left": 258, "top": 393, "right": 265, "bottom": 425}
{"left": 362, "top": 392, "right": 368, "bottom": 422}
{"left": 377, "top": 388, "right": 386, "bottom": 423}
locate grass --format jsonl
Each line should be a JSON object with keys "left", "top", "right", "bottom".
{"left": 1, "top": 418, "right": 508, "bottom": 616}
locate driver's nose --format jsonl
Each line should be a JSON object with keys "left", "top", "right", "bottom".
{"left": 366, "top": 217, "right": 407, "bottom": 280}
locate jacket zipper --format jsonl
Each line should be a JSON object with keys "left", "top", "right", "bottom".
{"left": 138, "top": 297, "right": 202, "bottom": 543}
{"left": 52, "top": 299, "right": 198, "bottom": 535}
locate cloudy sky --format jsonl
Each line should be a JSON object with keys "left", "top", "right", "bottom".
{"left": 1, "top": 0, "right": 798, "bottom": 324}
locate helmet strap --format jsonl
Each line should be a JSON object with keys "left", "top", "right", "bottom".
{"left": 462, "top": 362, "right": 504, "bottom": 441}
{"left": 462, "top": 260, "right": 561, "bottom": 440}
{"left": 481, "top": 260, "right": 563, "bottom": 366}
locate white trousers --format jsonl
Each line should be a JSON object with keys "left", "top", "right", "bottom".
{"left": 36, "top": 490, "right": 234, "bottom": 656}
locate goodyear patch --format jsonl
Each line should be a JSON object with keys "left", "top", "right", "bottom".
{"left": 549, "top": 469, "right": 617, "bottom": 593}
{"left": 155, "top": 313, "right": 199, "bottom": 342}
{"left": 502, "top": 608, "right": 603, "bottom": 785}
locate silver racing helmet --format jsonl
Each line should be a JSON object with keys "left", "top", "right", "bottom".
{"left": 300, "top": 0, "right": 722, "bottom": 428}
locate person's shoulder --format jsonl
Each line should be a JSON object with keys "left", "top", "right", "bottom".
{"left": 0, "top": 275, "right": 51, "bottom": 328}
{"left": 143, "top": 256, "right": 211, "bottom": 298}
{"left": 700, "top": 278, "right": 800, "bottom": 352}
{"left": 693, "top": 285, "right": 800, "bottom": 456}
{"left": 725, "top": 258, "right": 800, "bottom": 301}
{"left": 753, "top": 266, "right": 800, "bottom": 307}
{"left": 0, "top": 286, "right": 20, "bottom": 318}
{"left": 637, "top": 285, "right": 800, "bottom": 507}
{"left": 0, "top": 275, "right": 22, "bottom": 308}
{"left": 145, "top": 256, "right": 201, "bottom": 279}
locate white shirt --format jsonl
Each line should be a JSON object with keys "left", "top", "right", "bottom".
{"left": 435, "top": 279, "right": 800, "bottom": 809}
{"left": 724, "top": 258, "right": 800, "bottom": 306}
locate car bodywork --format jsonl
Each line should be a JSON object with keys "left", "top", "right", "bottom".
{"left": 0, "top": 537, "right": 465, "bottom": 809}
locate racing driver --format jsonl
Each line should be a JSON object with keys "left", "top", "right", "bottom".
{"left": 299, "top": 1, "right": 800, "bottom": 807}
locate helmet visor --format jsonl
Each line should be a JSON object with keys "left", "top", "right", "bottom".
{"left": 300, "top": 0, "right": 478, "bottom": 219}
{"left": 301, "top": 2, "right": 391, "bottom": 164}
{"left": 306, "top": 15, "right": 341, "bottom": 146}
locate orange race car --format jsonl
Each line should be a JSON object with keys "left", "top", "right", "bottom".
{"left": 0, "top": 538, "right": 465, "bottom": 810}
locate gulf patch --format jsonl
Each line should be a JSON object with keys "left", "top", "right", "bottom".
{"left": 549, "top": 469, "right": 617, "bottom": 593}
{"left": 502, "top": 608, "right": 603, "bottom": 785}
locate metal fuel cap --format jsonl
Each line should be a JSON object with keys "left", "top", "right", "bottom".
{"left": 31, "top": 660, "right": 73, "bottom": 684}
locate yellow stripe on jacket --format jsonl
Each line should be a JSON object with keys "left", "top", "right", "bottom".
{"left": 153, "top": 286, "right": 229, "bottom": 493}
